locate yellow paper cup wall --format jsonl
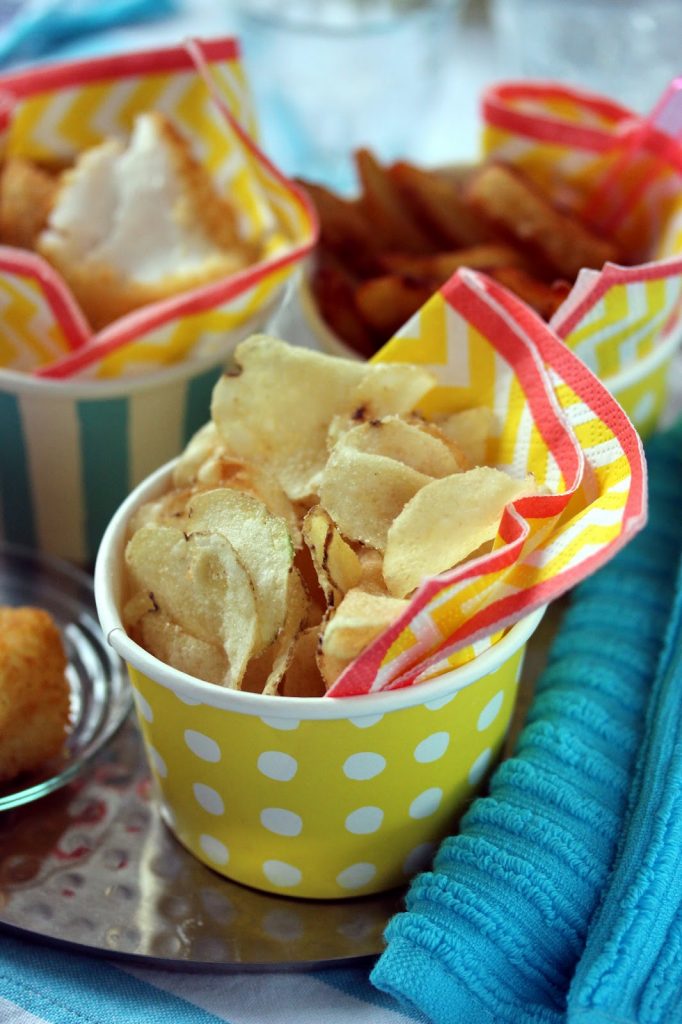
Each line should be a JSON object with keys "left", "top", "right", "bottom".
{"left": 95, "top": 460, "right": 544, "bottom": 900}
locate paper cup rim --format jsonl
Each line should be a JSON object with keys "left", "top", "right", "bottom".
{"left": 95, "top": 458, "right": 545, "bottom": 720}
{"left": 0, "top": 347, "right": 231, "bottom": 399}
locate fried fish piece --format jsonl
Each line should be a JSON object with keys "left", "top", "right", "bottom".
{"left": 39, "top": 112, "right": 259, "bottom": 330}
{"left": 0, "top": 606, "right": 70, "bottom": 784}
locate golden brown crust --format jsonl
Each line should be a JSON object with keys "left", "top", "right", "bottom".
{"left": 0, "top": 157, "right": 57, "bottom": 250}
{"left": 0, "top": 606, "right": 70, "bottom": 785}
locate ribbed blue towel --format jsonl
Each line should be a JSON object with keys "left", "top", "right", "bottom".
{"left": 567, "top": 549, "right": 682, "bottom": 1024}
{"left": 371, "top": 416, "right": 682, "bottom": 1024}
{"left": 0, "top": 0, "right": 178, "bottom": 67}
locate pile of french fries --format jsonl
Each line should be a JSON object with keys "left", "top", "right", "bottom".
{"left": 299, "top": 150, "right": 627, "bottom": 356}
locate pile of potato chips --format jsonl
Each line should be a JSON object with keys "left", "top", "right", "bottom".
{"left": 122, "top": 335, "right": 536, "bottom": 697}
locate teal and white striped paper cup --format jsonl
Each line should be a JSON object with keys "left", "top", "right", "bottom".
{"left": 0, "top": 354, "right": 225, "bottom": 566}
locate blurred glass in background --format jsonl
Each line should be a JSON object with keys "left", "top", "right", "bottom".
{"left": 491, "top": 0, "right": 682, "bottom": 114}
{"left": 236, "top": 0, "right": 463, "bottom": 193}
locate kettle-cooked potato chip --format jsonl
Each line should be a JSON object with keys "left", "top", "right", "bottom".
{"left": 320, "top": 444, "right": 432, "bottom": 551}
{"left": 125, "top": 523, "right": 258, "bottom": 687}
{"left": 321, "top": 588, "right": 409, "bottom": 663}
{"left": 383, "top": 467, "right": 537, "bottom": 598}
{"left": 338, "top": 416, "right": 465, "bottom": 477}
{"left": 186, "top": 489, "right": 294, "bottom": 655}
{"left": 302, "top": 505, "right": 362, "bottom": 606}
{"left": 211, "top": 335, "right": 436, "bottom": 501}
{"left": 241, "top": 568, "right": 310, "bottom": 695}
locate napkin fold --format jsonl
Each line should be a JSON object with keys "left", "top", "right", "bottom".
{"left": 0, "top": 0, "right": 178, "bottom": 67}
{"left": 371, "top": 416, "right": 682, "bottom": 1024}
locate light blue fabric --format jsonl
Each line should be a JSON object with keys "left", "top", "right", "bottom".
{"left": 567, "top": 550, "right": 682, "bottom": 1024}
{"left": 0, "top": 0, "right": 178, "bottom": 67}
{"left": 371, "top": 418, "right": 682, "bottom": 1024}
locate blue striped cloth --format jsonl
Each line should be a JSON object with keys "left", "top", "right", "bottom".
{"left": 372, "top": 416, "right": 682, "bottom": 1024}
{"left": 0, "top": 929, "right": 425, "bottom": 1024}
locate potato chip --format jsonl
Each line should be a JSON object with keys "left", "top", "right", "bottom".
{"left": 211, "top": 335, "right": 436, "bottom": 500}
{"left": 125, "top": 523, "right": 258, "bottom": 687}
{"left": 280, "top": 626, "right": 326, "bottom": 698}
{"left": 433, "top": 407, "right": 497, "bottom": 467}
{"left": 129, "top": 608, "right": 229, "bottom": 685}
{"left": 186, "top": 488, "right": 294, "bottom": 655}
{"left": 302, "top": 505, "right": 362, "bottom": 606}
{"left": 320, "top": 444, "right": 432, "bottom": 551}
{"left": 241, "top": 569, "right": 310, "bottom": 695}
{"left": 383, "top": 467, "right": 537, "bottom": 598}
{"left": 321, "top": 588, "right": 409, "bottom": 662}
{"left": 174, "top": 421, "right": 301, "bottom": 543}
{"left": 339, "top": 416, "right": 465, "bottom": 478}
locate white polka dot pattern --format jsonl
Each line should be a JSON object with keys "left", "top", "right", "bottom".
{"left": 468, "top": 748, "right": 493, "bottom": 786}
{"left": 349, "top": 714, "right": 384, "bottom": 729}
{"left": 260, "top": 808, "right": 303, "bottom": 837}
{"left": 344, "top": 806, "right": 384, "bottom": 835}
{"left": 414, "top": 732, "right": 450, "bottom": 763}
{"left": 135, "top": 691, "right": 153, "bottom": 722}
{"left": 148, "top": 746, "right": 167, "bottom": 778}
{"left": 260, "top": 716, "right": 300, "bottom": 731}
{"left": 193, "top": 783, "right": 224, "bottom": 816}
{"left": 263, "top": 860, "right": 302, "bottom": 887}
{"left": 184, "top": 729, "right": 221, "bottom": 763}
{"left": 477, "top": 691, "right": 504, "bottom": 732}
{"left": 257, "top": 751, "right": 298, "bottom": 781}
{"left": 199, "top": 834, "right": 229, "bottom": 865}
{"left": 336, "top": 863, "right": 377, "bottom": 889}
{"left": 342, "top": 752, "right": 386, "bottom": 780}
{"left": 409, "top": 787, "right": 443, "bottom": 819}
{"left": 403, "top": 842, "right": 436, "bottom": 875}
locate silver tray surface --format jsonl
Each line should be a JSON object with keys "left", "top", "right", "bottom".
{"left": 0, "top": 546, "right": 560, "bottom": 972}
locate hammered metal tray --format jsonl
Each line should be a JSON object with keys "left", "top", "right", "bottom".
{"left": 0, "top": 546, "right": 559, "bottom": 971}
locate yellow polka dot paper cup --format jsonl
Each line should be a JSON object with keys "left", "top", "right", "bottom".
{"left": 95, "top": 268, "right": 645, "bottom": 899}
{"left": 97, "top": 472, "right": 542, "bottom": 898}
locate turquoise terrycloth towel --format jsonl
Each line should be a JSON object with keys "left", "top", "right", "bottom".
{"left": 567, "top": 549, "right": 682, "bottom": 1024}
{"left": 371, "top": 416, "right": 682, "bottom": 1024}
{"left": 0, "top": 0, "right": 178, "bottom": 67}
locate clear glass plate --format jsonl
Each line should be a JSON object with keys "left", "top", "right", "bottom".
{"left": 0, "top": 543, "right": 131, "bottom": 812}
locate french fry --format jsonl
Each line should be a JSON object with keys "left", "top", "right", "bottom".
{"left": 355, "top": 274, "right": 433, "bottom": 337}
{"left": 465, "top": 162, "right": 621, "bottom": 280}
{"left": 354, "top": 148, "right": 436, "bottom": 253}
{"left": 388, "top": 161, "right": 496, "bottom": 248}
{"left": 381, "top": 243, "right": 530, "bottom": 283}
{"left": 311, "top": 253, "right": 379, "bottom": 357}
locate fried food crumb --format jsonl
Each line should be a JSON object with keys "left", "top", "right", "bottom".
{"left": 0, "top": 606, "right": 71, "bottom": 785}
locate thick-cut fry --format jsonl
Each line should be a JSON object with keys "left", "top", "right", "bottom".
{"left": 466, "top": 163, "right": 620, "bottom": 280}
{"left": 388, "top": 161, "right": 497, "bottom": 248}
{"left": 311, "top": 253, "right": 379, "bottom": 357}
{"left": 355, "top": 274, "right": 433, "bottom": 337}
{"left": 355, "top": 148, "right": 436, "bottom": 253}
{"left": 381, "top": 243, "right": 530, "bottom": 281}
